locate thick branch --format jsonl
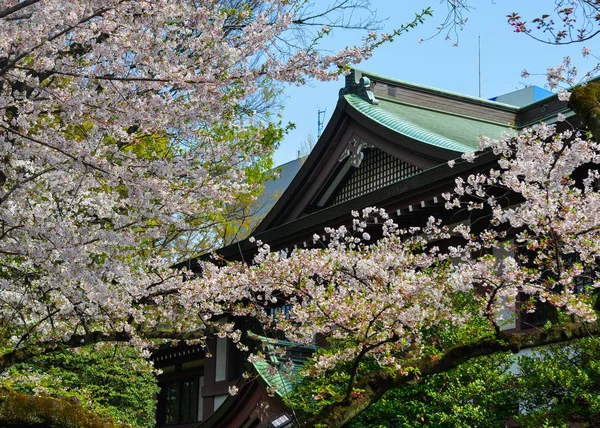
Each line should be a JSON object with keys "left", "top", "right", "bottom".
{"left": 0, "top": 0, "right": 40, "bottom": 20}
{"left": 302, "top": 321, "right": 600, "bottom": 427}
{"left": 0, "top": 328, "right": 206, "bottom": 372}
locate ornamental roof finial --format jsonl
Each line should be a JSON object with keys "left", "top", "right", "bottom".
{"left": 340, "top": 69, "right": 379, "bottom": 105}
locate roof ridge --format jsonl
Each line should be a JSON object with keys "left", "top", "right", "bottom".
{"left": 346, "top": 67, "right": 521, "bottom": 110}
{"left": 345, "top": 93, "right": 488, "bottom": 153}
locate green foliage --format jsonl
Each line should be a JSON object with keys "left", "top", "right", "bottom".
{"left": 423, "top": 291, "right": 497, "bottom": 350}
{"left": 285, "top": 350, "right": 354, "bottom": 416}
{"left": 287, "top": 298, "right": 502, "bottom": 423}
{"left": 0, "top": 344, "right": 159, "bottom": 428}
{"left": 120, "top": 131, "right": 173, "bottom": 161}
{"left": 290, "top": 331, "right": 600, "bottom": 427}
{"left": 349, "top": 353, "right": 516, "bottom": 428}
{"left": 515, "top": 337, "right": 600, "bottom": 427}
{"left": 200, "top": 120, "right": 294, "bottom": 247}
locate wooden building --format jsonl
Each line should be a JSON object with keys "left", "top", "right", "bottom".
{"left": 155, "top": 69, "right": 578, "bottom": 427}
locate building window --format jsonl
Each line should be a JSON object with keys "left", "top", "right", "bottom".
{"left": 157, "top": 365, "right": 204, "bottom": 426}
{"left": 158, "top": 377, "right": 198, "bottom": 425}
{"left": 268, "top": 305, "right": 292, "bottom": 319}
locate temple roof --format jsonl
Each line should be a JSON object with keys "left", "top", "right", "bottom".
{"left": 248, "top": 332, "right": 316, "bottom": 399}
{"left": 179, "top": 68, "right": 578, "bottom": 267}
{"left": 345, "top": 93, "right": 512, "bottom": 153}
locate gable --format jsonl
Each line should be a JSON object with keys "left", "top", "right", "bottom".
{"left": 310, "top": 146, "right": 422, "bottom": 211}
{"left": 254, "top": 70, "right": 526, "bottom": 233}
{"left": 332, "top": 147, "right": 422, "bottom": 206}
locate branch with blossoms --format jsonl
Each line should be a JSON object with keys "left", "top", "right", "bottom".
{"left": 448, "top": 123, "right": 600, "bottom": 323}
{"left": 518, "top": 46, "right": 600, "bottom": 142}
{"left": 520, "top": 49, "right": 600, "bottom": 95}
{"left": 506, "top": 1, "right": 600, "bottom": 45}
{"left": 201, "top": 120, "right": 600, "bottom": 426}
{"left": 415, "top": 0, "right": 473, "bottom": 46}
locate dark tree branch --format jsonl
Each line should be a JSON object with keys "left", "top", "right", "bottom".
{"left": 0, "top": 327, "right": 206, "bottom": 372}
{"left": 302, "top": 321, "right": 600, "bottom": 427}
{"left": 0, "top": 0, "right": 41, "bottom": 20}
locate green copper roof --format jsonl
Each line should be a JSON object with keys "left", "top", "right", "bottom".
{"left": 253, "top": 357, "right": 301, "bottom": 399}
{"left": 344, "top": 93, "right": 515, "bottom": 153}
{"left": 249, "top": 333, "right": 315, "bottom": 399}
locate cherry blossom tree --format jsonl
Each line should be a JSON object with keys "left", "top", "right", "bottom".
{"left": 201, "top": 120, "right": 600, "bottom": 427}
{"left": 0, "top": 0, "right": 435, "bottom": 384}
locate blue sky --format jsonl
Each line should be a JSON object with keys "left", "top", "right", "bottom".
{"left": 273, "top": 0, "right": 596, "bottom": 165}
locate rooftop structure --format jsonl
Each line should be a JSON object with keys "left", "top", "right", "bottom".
{"left": 159, "top": 68, "right": 582, "bottom": 428}
{"left": 489, "top": 85, "right": 554, "bottom": 107}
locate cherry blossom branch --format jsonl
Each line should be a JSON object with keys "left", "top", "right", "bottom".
{"left": 0, "top": 0, "right": 41, "bottom": 20}
{"left": 1, "top": 126, "right": 109, "bottom": 174}
{"left": 0, "top": 166, "right": 56, "bottom": 205}
{"left": 0, "top": 4, "right": 121, "bottom": 78}
{"left": 344, "top": 333, "right": 399, "bottom": 402}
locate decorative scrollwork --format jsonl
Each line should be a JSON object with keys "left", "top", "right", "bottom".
{"left": 339, "top": 138, "right": 371, "bottom": 167}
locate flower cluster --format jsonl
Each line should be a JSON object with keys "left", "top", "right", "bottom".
{"left": 205, "top": 122, "right": 600, "bottom": 379}
{"left": 0, "top": 0, "right": 401, "bottom": 367}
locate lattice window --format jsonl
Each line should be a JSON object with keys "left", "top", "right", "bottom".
{"left": 332, "top": 148, "right": 421, "bottom": 205}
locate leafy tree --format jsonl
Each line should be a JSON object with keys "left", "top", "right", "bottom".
{"left": 514, "top": 337, "right": 600, "bottom": 427}
{"left": 0, "top": 0, "right": 432, "bottom": 425}
{"left": 349, "top": 353, "right": 516, "bottom": 428}
{"left": 1, "top": 344, "right": 158, "bottom": 427}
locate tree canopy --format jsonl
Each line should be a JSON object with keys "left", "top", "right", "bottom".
{"left": 0, "top": 0, "right": 431, "bottom": 367}
{"left": 2, "top": 1, "right": 600, "bottom": 427}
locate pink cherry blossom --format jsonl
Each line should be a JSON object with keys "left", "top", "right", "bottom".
{"left": 0, "top": 0, "right": 405, "bottom": 367}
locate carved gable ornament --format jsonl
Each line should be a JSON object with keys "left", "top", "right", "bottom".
{"left": 338, "top": 138, "right": 372, "bottom": 167}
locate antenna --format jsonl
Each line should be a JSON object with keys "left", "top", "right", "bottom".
{"left": 317, "top": 109, "right": 326, "bottom": 138}
{"left": 478, "top": 35, "right": 482, "bottom": 98}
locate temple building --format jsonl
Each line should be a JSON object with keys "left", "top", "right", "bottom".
{"left": 155, "top": 69, "right": 579, "bottom": 427}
